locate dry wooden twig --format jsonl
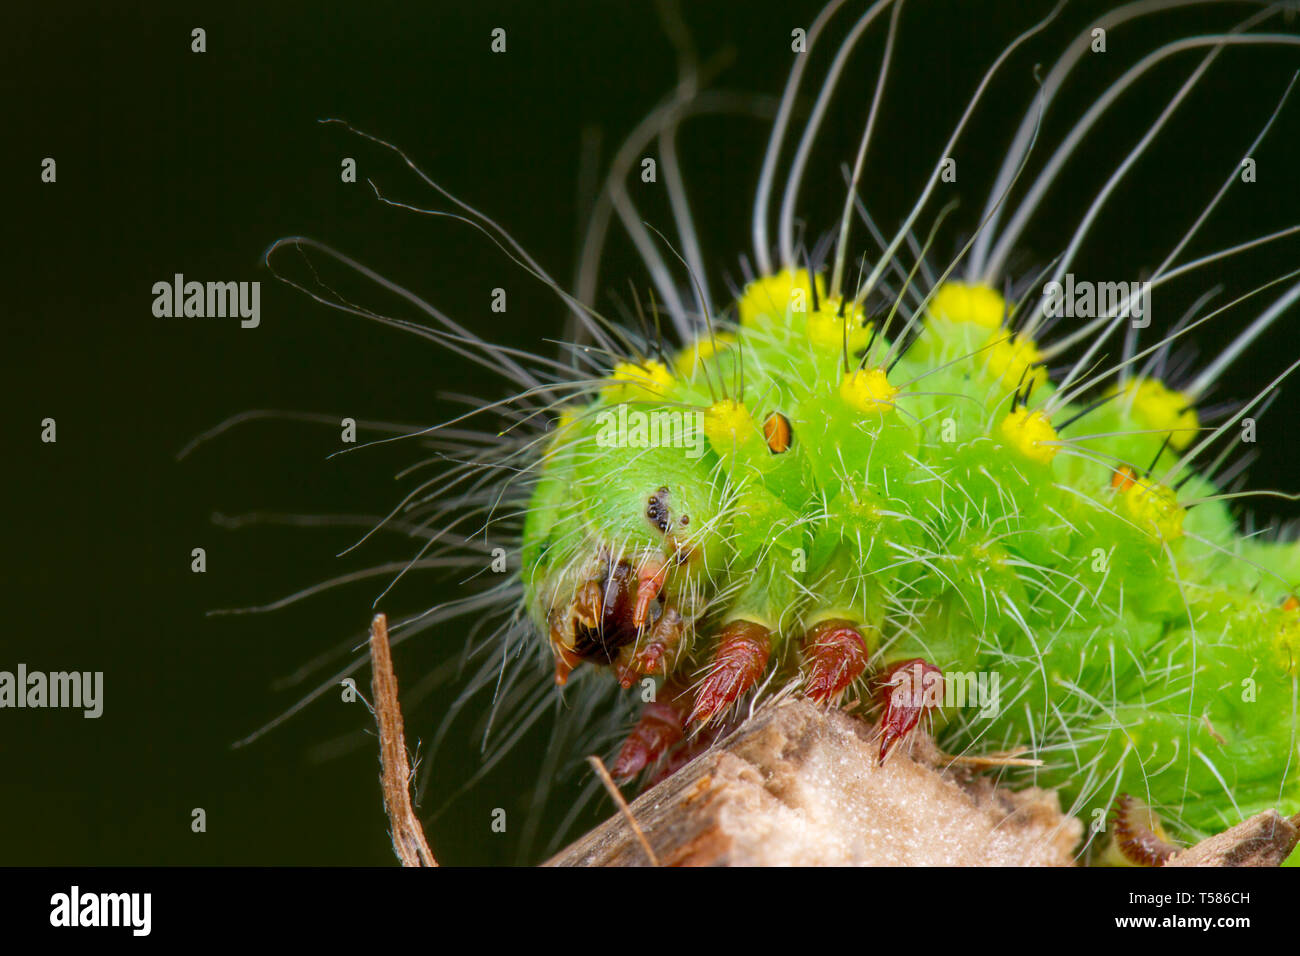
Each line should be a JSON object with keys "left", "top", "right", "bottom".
{"left": 369, "top": 612, "right": 437, "bottom": 867}
{"left": 549, "top": 698, "right": 1300, "bottom": 867}
{"left": 364, "top": 637, "right": 1295, "bottom": 868}
{"left": 549, "top": 698, "right": 1083, "bottom": 866}
{"left": 1164, "top": 810, "right": 1300, "bottom": 867}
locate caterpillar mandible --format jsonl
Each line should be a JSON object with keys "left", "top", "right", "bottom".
{"left": 233, "top": 0, "right": 1300, "bottom": 864}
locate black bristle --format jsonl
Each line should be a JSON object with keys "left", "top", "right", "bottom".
{"left": 1145, "top": 433, "right": 1174, "bottom": 478}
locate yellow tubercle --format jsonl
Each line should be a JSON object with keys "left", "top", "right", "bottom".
{"left": 1112, "top": 378, "right": 1199, "bottom": 451}
{"left": 704, "top": 399, "right": 758, "bottom": 455}
{"left": 738, "top": 269, "right": 826, "bottom": 326}
{"left": 926, "top": 281, "right": 1007, "bottom": 331}
{"left": 925, "top": 283, "right": 1047, "bottom": 391}
{"left": 999, "top": 407, "right": 1059, "bottom": 464}
{"left": 986, "top": 332, "right": 1047, "bottom": 391}
{"left": 839, "top": 367, "right": 898, "bottom": 415}
{"left": 808, "top": 298, "right": 873, "bottom": 351}
{"left": 673, "top": 333, "right": 735, "bottom": 376}
{"left": 601, "top": 359, "right": 673, "bottom": 403}
{"left": 1123, "top": 480, "right": 1185, "bottom": 540}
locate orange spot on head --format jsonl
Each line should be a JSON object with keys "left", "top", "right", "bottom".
{"left": 1283, "top": 595, "right": 1299, "bottom": 613}
{"left": 1111, "top": 466, "right": 1137, "bottom": 492}
{"left": 763, "top": 412, "right": 792, "bottom": 454}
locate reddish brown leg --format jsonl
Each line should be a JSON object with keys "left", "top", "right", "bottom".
{"left": 632, "top": 556, "right": 669, "bottom": 629}
{"left": 876, "top": 657, "right": 943, "bottom": 764}
{"left": 614, "top": 605, "right": 685, "bottom": 689}
{"left": 688, "top": 620, "right": 772, "bottom": 725}
{"left": 550, "top": 637, "right": 584, "bottom": 687}
{"left": 611, "top": 685, "right": 691, "bottom": 782}
{"left": 802, "top": 619, "right": 870, "bottom": 704}
{"left": 645, "top": 715, "right": 739, "bottom": 787}
{"left": 1112, "top": 794, "right": 1179, "bottom": 866}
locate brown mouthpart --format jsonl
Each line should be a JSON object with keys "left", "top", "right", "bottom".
{"left": 548, "top": 552, "right": 676, "bottom": 684}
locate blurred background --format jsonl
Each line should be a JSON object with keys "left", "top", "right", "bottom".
{"left": 4, "top": 0, "right": 1299, "bottom": 864}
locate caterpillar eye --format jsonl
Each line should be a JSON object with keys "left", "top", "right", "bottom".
{"left": 763, "top": 412, "right": 792, "bottom": 454}
{"left": 646, "top": 486, "right": 672, "bottom": 533}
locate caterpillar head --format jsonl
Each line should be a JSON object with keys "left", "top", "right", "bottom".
{"left": 528, "top": 404, "right": 731, "bottom": 687}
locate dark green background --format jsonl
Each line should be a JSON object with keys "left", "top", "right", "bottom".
{"left": 5, "top": 0, "right": 1299, "bottom": 865}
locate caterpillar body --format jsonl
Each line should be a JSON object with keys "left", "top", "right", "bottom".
{"left": 243, "top": 0, "right": 1300, "bottom": 863}
{"left": 530, "top": 267, "right": 1300, "bottom": 849}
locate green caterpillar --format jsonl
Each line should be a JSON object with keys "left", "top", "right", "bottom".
{"left": 516, "top": 2, "right": 1300, "bottom": 857}
{"left": 529, "top": 268, "right": 1300, "bottom": 854}
{"left": 246, "top": 0, "right": 1300, "bottom": 862}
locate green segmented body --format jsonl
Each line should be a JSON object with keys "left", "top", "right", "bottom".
{"left": 523, "top": 271, "right": 1300, "bottom": 846}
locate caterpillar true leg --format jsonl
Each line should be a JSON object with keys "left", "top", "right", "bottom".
{"left": 611, "top": 686, "right": 692, "bottom": 783}
{"left": 1111, "top": 794, "right": 1181, "bottom": 866}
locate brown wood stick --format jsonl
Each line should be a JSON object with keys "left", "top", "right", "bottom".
{"left": 369, "top": 612, "right": 437, "bottom": 867}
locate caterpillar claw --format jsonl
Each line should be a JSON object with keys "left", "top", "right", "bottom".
{"left": 802, "top": 618, "right": 869, "bottom": 704}
{"left": 615, "top": 641, "right": 665, "bottom": 690}
{"left": 551, "top": 643, "right": 582, "bottom": 686}
{"left": 611, "top": 694, "right": 690, "bottom": 782}
{"left": 616, "top": 605, "right": 687, "bottom": 688}
{"left": 876, "top": 658, "right": 944, "bottom": 764}
{"left": 687, "top": 620, "right": 772, "bottom": 726}
{"left": 632, "top": 556, "right": 670, "bottom": 629}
